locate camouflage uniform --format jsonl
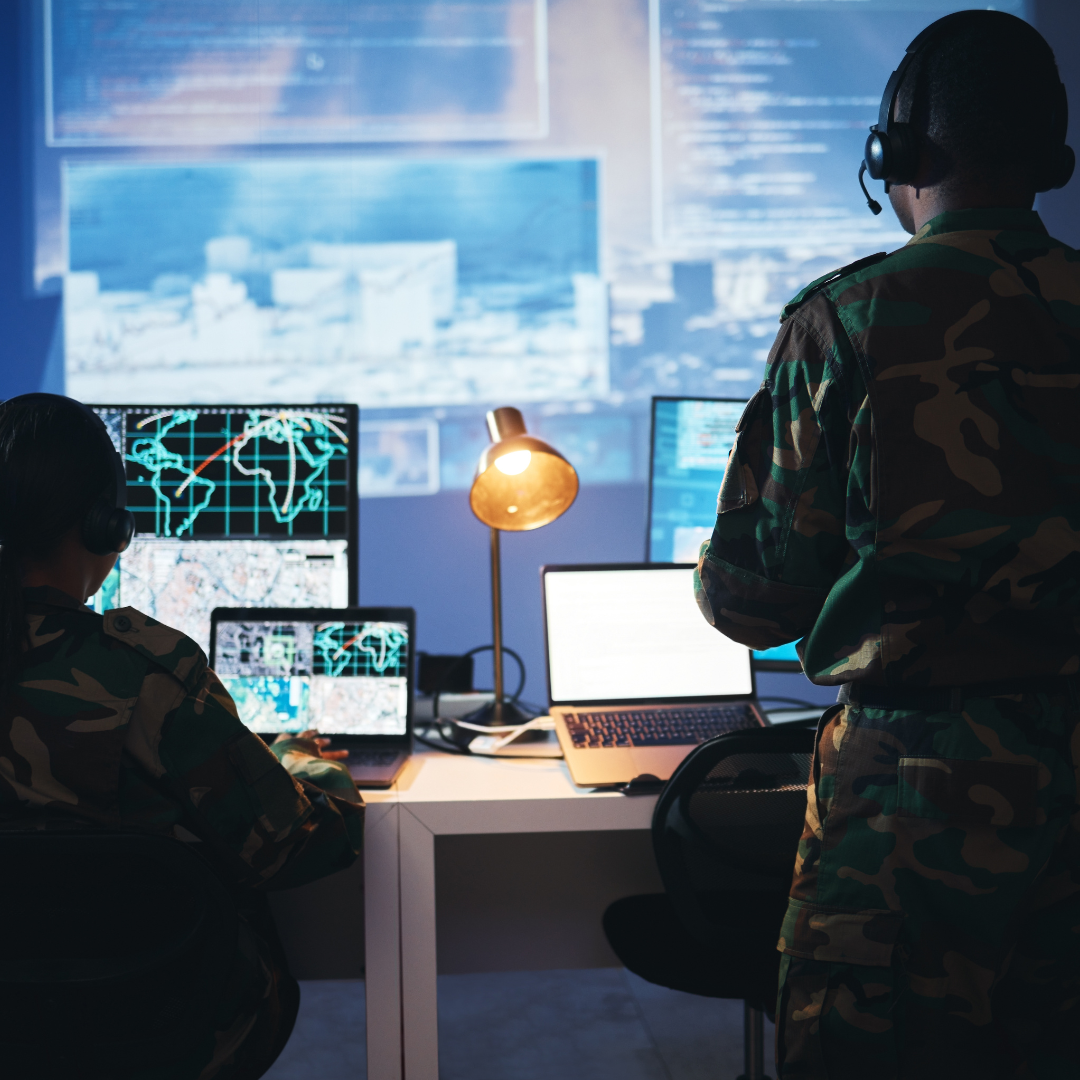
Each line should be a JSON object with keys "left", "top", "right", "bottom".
{"left": 0, "top": 585, "right": 364, "bottom": 1079}
{"left": 694, "top": 209, "right": 1080, "bottom": 1077}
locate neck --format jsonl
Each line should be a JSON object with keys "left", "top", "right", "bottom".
{"left": 890, "top": 163, "right": 1036, "bottom": 235}
{"left": 21, "top": 528, "right": 115, "bottom": 604}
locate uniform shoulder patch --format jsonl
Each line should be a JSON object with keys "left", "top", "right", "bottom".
{"left": 102, "top": 607, "right": 207, "bottom": 693}
{"left": 780, "top": 251, "right": 889, "bottom": 323}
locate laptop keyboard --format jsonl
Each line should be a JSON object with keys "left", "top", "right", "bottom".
{"left": 347, "top": 750, "right": 403, "bottom": 767}
{"left": 564, "top": 704, "right": 758, "bottom": 749}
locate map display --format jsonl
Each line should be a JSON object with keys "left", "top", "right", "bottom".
{"left": 88, "top": 405, "right": 357, "bottom": 653}
{"left": 215, "top": 619, "right": 410, "bottom": 735}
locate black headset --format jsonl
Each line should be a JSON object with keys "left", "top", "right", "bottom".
{"left": 0, "top": 394, "right": 136, "bottom": 557}
{"left": 859, "top": 10, "right": 1076, "bottom": 215}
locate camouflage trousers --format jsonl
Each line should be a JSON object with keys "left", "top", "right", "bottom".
{"left": 776, "top": 689, "right": 1080, "bottom": 1079}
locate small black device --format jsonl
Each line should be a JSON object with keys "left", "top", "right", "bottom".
{"left": 861, "top": 11, "right": 1075, "bottom": 208}
{"left": 417, "top": 653, "right": 474, "bottom": 696}
{"left": 210, "top": 606, "right": 415, "bottom": 788}
{"left": 0, "top": 393, "right": 135, "bottom": 556}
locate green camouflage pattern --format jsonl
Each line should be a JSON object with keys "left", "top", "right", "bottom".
{"left": 694, "top": 208, "right": 1080, "bottom": 687}
{"left": 776, "top": 691, "right": 1080, "bottom": 1077}
{"left": 0, "top": 585, "right": 364, "bottom": 1079}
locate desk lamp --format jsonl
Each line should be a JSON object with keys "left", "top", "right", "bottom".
{"left": 468, "top": 407, "right": 578, "bottom": 726}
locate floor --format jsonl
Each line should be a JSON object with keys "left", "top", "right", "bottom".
{"left": 265, "top": 968, "right": 776, "bottom": 1079}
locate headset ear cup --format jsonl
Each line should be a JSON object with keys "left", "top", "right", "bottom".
{"left": 81, "top": 500, "right": 136, "bottom": 556}
{"left": 865, "top": 130, "right": 891, "bottom": 181}
{"left": 110, "top": 508, "right": 136, "bottom": 554}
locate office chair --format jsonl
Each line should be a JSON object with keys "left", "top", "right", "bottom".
{"left": 603, "top": 724, "right": 815, "bottom": 1080}
{"left": 0, "top": 826, "right": 240, "bottom": 1080}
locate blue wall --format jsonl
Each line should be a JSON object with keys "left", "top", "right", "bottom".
{"left": 3, "top": 1, "right": 1076, "bottom": 709}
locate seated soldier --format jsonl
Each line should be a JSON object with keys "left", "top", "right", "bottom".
{"left": 0, "top": 392, "right": 364, "bottom": 1079}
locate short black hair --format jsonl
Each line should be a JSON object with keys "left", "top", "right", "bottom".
{"left": 899, "top": 11, "right": 1066, "bottom": 186}
{"left": 0, "top": 395, "right": 114, "bottom": 679}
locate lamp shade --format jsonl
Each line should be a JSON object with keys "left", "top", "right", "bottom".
{"left": 469, "top": 408, "right": 578, "bottom": 531}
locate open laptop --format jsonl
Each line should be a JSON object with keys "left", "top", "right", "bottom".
{"left": 542, "top": 564, "right": 765, "bottom": 788}
{"left": 210, "top": 606, "right": 415, "bottom": 788}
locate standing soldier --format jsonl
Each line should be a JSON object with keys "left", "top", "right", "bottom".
{"left": 694, "top": 11, "right": 1080, "bottom": 1077}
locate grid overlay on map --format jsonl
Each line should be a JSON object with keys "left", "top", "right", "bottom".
{"left": 103, "top": 406, "right": 353, "bottom": 539}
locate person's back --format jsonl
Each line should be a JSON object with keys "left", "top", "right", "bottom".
{"left": 741, "top": 210, "right": 1080, "bottom": 686}
{"left": 0, "top": 394, "right": 364, "bottom": 1079}
{"left": 693, "top": 11, "right": 1080, "bottom": 1078}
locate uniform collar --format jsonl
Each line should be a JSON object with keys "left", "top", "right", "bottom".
{"left": 22, "top": 585, "right": 94, "bottom": 613}
{"left": 909, "top": 207, "right": 1048, "bottom": 243}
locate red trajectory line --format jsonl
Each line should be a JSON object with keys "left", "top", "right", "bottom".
{"left": 173, "top": 432, "right": 248, "bottom": 497}
{"left": 333, "top": 632, "right": 363, "bottom": 661}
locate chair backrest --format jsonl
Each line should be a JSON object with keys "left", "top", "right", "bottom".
{"left": 652, "top": 724, "right": 815, "bottom": 946}
{"left": 0, "top": 826, "right": 239, "bottom": 1079}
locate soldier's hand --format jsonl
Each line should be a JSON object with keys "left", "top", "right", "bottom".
{"left": 273, "top": 729, "right": 350, "bottom": 761}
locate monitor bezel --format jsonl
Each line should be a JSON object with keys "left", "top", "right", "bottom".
{"left": 645, "top": 396, "right": 803, "bottom": 674}
{"left": 209, "top": 604, "right": 415, "bottom": 745}
{"left": 645, "top": 394, "right": 749, "bottom": 564}
{"left": 539, "top": 562, "right": 757, "bottom": 708}
{"left": 90, "top": 403, "right": 359, "bottom": 604}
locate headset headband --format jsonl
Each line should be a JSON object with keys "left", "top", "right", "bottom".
{"left": 861, "top": 9, "right": 1074, "bottom": 199}
{"left": 877, "top": 12, "right": 974, "bottom": 134}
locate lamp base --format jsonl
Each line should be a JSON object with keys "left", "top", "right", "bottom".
{"left": 459, "top": 698, "right": 533, "bottom": 728}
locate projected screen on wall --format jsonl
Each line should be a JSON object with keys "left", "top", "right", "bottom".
{"left": 89, "top": 405, "right": 358, "bottom": 654}
{"left": 29, "top": 0, "right": 1029, "bottom": 493}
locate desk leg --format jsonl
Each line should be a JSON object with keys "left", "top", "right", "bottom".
{"left": 365, "top": 804, "right": 403, "bottom": 1080}
{"left": 399, "top": 807, "right": 439, "bottom": 1080}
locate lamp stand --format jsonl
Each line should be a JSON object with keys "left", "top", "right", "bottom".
{"left": 463, "top": 525, "right": 530, "bottom": 729}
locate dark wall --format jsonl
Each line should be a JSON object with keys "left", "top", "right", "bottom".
{"left": 2, "top": 2, "right": 1074, "bottom": 708}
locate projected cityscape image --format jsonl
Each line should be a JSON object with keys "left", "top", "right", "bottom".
{"left": 66, "top": 158, "right": 605, "bottom": 406}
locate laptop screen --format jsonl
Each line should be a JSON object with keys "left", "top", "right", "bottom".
{"left": 212, "top": 612, "right": 411, "bottom": 737}
{"left": 543, "top": 566, "right": 753, "bottom": 704}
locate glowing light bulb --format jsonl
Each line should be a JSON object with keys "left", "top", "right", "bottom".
{"left": 494, "top": 449, "right": 532, "bottom": 476}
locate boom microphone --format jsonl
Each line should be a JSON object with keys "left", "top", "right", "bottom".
{"left": 858, "top": 162, "right": 883, "bottom": 215}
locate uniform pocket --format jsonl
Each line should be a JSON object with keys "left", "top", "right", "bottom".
{"left": 897, "top": 758, "right": 1038, "bottom": 828}
{"left": 778, "top": 897, "right": 903, "bottom": 966}
{"left": 717, "top": 386, "right": 770, "bottom": 513}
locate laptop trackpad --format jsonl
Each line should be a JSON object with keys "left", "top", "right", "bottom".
{"left": 629, "top": 745, "right": 693, "bottom": 783}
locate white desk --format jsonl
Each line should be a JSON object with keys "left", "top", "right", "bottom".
{"left": 363, "top": 747, "right": 661, "bottom": 1080}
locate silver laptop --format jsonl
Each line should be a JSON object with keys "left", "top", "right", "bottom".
{"left": 210, "top": 606, "right": 414, "bottom": 788}
{"left": 542, "top": 564, "right": 766, "bottom": 788}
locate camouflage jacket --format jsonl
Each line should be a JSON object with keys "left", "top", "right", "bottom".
{"left": 0, "top": 586, "right": 364, "bottom": 888}
{"left": 696, "top": 208, "right": 1080, "bottom": 686}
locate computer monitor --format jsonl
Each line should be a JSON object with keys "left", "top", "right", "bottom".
{"left": 88, "top": 404, "right": 358, "bottom": 654}
{"left": 210, "top": 607, "right": 414, "bottom": 740}
{"left": 647, "top": 396, "right": 802, "bottom": 673}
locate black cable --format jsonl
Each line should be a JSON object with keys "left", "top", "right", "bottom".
{"left": 413, "top": 723, "right": 469, "bottom": 755}
{"left": 430, "top": 644, "right": 527, "bottom": 718}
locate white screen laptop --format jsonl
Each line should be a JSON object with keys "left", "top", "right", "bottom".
{"left": 542, "top": 564, "right": 764, "bottom": 787}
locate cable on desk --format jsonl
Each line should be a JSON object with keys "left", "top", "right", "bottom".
{"left": 413, "top": 722, "right": 470, "bottom": 754}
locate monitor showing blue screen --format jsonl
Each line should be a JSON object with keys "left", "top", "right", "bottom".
{"left": 647, "top": 396, "right": 801, "bottom": 668}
